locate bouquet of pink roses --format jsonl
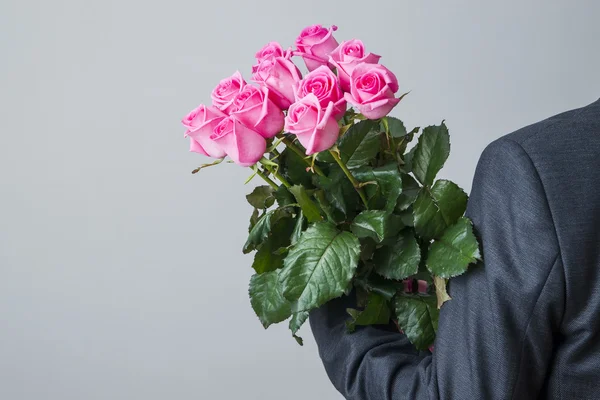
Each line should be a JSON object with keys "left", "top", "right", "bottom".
{"left": 181, "top": 24, "right": 481, "bottom": 349}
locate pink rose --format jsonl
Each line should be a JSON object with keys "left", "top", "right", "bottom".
{"left": 252, "top": 42, "right": 290, "bottom": 77}
{"left": 230, "top": 85, "right": 284, "bottom": 139}
{"left": 329, "top": 40, "right": 381, "bottom": 92}
{"left": 209, "top": 116, "right": 266, "bottom": 167}
{"left": 182, "top": 105, "right": 227, "bottom": 158}
{"left": 344, "top": 63, "right": 400, "bottom": 119}
{"left": 295, "top": 24, "right": 339, "bottom": 71}
{"left": 284, "top": 93, "right": 339, "bottom": 155}
{"left": 295, "top": 65, "right": 346, "bottom": 120}
{"left": 253, "top": 57, "right": 302, "bottom": 110}
{"left": 188, "top": 136, "right": 209, "bottom": 156}
{"left": 417, "top": 280, "right": 428, "bottom": 294}
{"left": 255, "top": 41, "right": 285, "bottom": 62}
{"left": 211, "top": 71, "right": 246, "bottom": 113}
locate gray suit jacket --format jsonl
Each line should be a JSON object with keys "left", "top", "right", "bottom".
{"left": 310, "top": 98, "right": 600, "bottom": 399}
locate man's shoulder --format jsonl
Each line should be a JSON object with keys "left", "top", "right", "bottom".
{"left": 481, "top": 98, "right": 600, "bottom": 168}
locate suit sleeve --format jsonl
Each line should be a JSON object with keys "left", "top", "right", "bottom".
{"left": 309, "top": 138, "right": 565, "bottom": 400}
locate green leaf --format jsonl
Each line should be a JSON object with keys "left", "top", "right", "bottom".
{"left": 289, "top": 311, "right": 309, "bottom": 335}
{"left": 431, "top": 180, "right": 468, "bottom": 225}
{"left": 354, "top": 163, "right": 403, "bottom": 213}
{"left": 426, "top": 217, "right": 481, "bottom": 278}
{"left": 399, "top": 146, "right": 416, "bottom": 174}
{"left": 396, "top": 173, "right": 421, "bottom": 211}
{"left": 315, "top": 150, "right": 335, "bottom": 163}
{"left": 314, "top": 165, "right": 359, "bottom": 217}
{"left": 397, "top": 207, "right": 414, "bottom": 227}
{"left": 354, "top": 274, "right": 400, "bottom": 300}
{"left": 346, "top": 293, "right": 391, "bottom": 332}
{"left": 243, "top": 209, "right": 287, "bottom": 254}
{"left": 383, "top": 116, "right": 407, "bottom": 138}
{"left": 351, "top": 210, "right": 403, "bottom": 243}
{"left": 289, "top": 185, "right": 322, "bottom": 223}
{"left": 251, "top": 217, "right": 296, "bottom": 274}
{"left": 291, "top": 212, "right": 305, "bottom": 245}
{"left": 337, "top": 120, "right": 380, "bottom": 168}
{"left": 314, "top": 190, "right": 344, "bottom": 224}
{"left": 274, "top": 185, "right": 295, "bottom": 207}
{"left": 411, "top": 122, "right": 451, "bottom": 186}
{"left": 413, "top": 180, "right": 468, "bottom": 240}
{"left": 249, "top": 270, "right": 292, "bottom": 329}
{"left": 394, "top": 294, "right": 439, "bottom": 350}
{"left": 279, "top": 222, "right": 361, "bottom": 312}
{"left": 248, "top": 208, "right": 259, "bottom": 232}
{"left": 280, "top": 147, "right": 313, "bottom": 188}
{"left": 413, "top": 190, "right": 447, "bottom": 240}
{"left": 374, "top": 230, "right": 421, "bottom": 280}
{"left": 246, "top": 185, "right": 275, "bottom": 209}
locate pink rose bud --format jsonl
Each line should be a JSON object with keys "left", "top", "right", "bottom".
{"left": 284, "top": 93, "right": 339, "bottom": 155}
{"left": 295, "top": 65, "right": 346, "bottom": 120}
{"left": 329, "top": 39, "right": 381, "bottom": 92}
{"left": 211, "top": 71, "right": 247, "bottom": 114}
{"left": 182, "top": 105, "right": 227, "bottom": 158}
{"left": 403, "top": 279, "right": 414, "bottom": 293}
{"left": 255, "top": 41, "right": 285, "bottom": 62}
{"left": 344, "top": 63, "right": 401, "bottom": 119}
{"left": 209, "top": 116, "right": 266, "bottom": 167}
{"left": 295, "top": 24, "right": 339, "bottom": 71}
{"left": 230, "top": 85, "right": 284, "bottom": 139}
{"left": 253, "top": 57, "right": 302, "bottom": 110}
{"left": 417, "top": 280, "right": 428, "bottom": 294}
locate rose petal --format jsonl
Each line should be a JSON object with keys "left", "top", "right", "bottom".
{"left": 189, "top": 137, "right": 209, "bottom": 156}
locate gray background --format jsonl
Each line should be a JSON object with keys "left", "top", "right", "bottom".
{"left": 1, "top": 0, "right": 598, "bottom": 399}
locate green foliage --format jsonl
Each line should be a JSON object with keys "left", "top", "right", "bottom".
{"left": 248, "top": 208, "right": 259, "bottom": 232}
{"left": 237, "top": 117, "right": 480, "bottom": 350}
{"left": 382, "top": 116, "right": 407, "bottom": 138}
{"left": 337, "top": 120, "right": 381, "bottom": 168}
{"left": 351, "top": 210, "right": 403, "bottom": 243}
{"left": 313, "top": 165, "right": 360, "bottom": 218}
{"left": 395, "top": 174, "right": 421, "bottom": 212}
{"left": 427, "top": 217, "right": 481, "bottom": 278}
{"left": 279, "top": 222, "right": 361, "bottom": 312}
{"left": 394, "top": 294, "right": 439, "bottom": 350}
{"left": 413, "top": 180, "right": 468, "bottom": 240}
{"left": 279, "top": 147, "right": 314, "bottom": 188}
{"left": 249, "top": 270, "right": 292, "bottom": 329}
{"left": 412, "top": 122, "right": 450, "bottom": 186}
{"left": 274, "top": 185, "right": 295, "bottom": 207}
{"left": 289, "top": 311, "right": 309, "bottom": 345}
{"left": 290, "top": 211, "right": 305, "bottom": 245}
{"left": 354, "top": 273, "right": 400, "bottom": 300}
{"left": 246, "top": 185, "right": 275, "bottom": 209}
{"left": 251, "top": 216, "right": 296, "bottom": 274}
{"left": 354, "top": 163, "right": 403, "bottom": 213}
{"left": 374, "top": 229, "right": 421, "bottom": 280}
{"left": 289, "top": 185, "right": 322, "bottom": 223}
{"left": 243, "top": 208, "right": 288, "bottom": 254}
{"left": 346, "top": 293, "right": 391, "bottom": 332}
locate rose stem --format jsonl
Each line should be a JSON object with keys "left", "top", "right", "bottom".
{"left": 279, "top": 136, "right": 325, "bottom": 177}
{"left": 255, "top": 168, "right": 279, "bottom": 190}
{"left": 260, "top": 161, "right": 292, "bottom": 188}
{"left": 329, "top": 149, "right": 369, "bottom": 209}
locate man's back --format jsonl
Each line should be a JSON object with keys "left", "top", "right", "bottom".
{"left": 500, "top": 99, "right": 600, "bottom": 398}
{"left": 309, "top": 98, "right": 600, "bottom": 399}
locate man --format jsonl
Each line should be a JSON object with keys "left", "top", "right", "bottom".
{"left": 309, "top": 98, "right": 600, "bottom": 399}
